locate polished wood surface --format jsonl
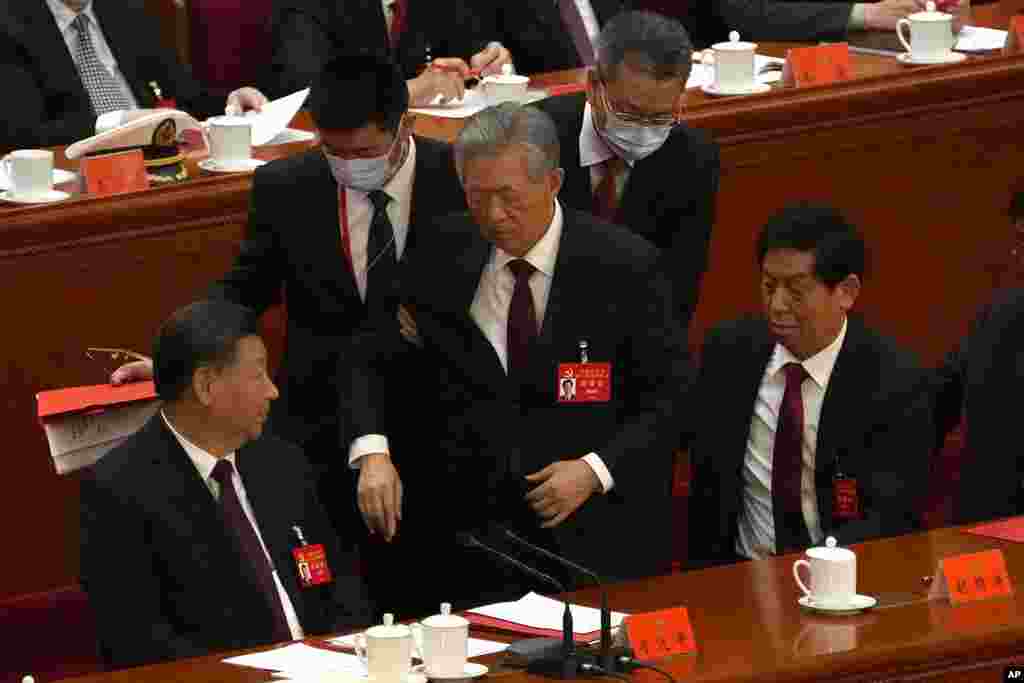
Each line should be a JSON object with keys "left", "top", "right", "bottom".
{"left": 50, "top": 525, "right": 1024, "bottom": 683}
{"left": 1, "top": 5, "right": 1018, "bottom": 602}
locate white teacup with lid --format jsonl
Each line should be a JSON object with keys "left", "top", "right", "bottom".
{"left": 411, "top": 602, "right": 470, "bottom": 678}
{"left": 709, "top": 31, "right": 757, "bottom": 92}
{"left": 481, "top": 63, "right": 530, "bottom": 105}
{"left": 898, "top": 2, "right": 956, "bottom": 62}
{"left": 355, "top": 613, "right": 414, "bottom": 683}
{"left": 793, "top": 536, "right": 857, "bottom": 608}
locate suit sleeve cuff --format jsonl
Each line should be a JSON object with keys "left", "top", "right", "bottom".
{"left": 581, "top": 453, "right": 614, "bottom": 494}
{"left": 848, "top": 4, "right": 867, "bottom": 31}
{"left": 349, "top": 435, "right": 389, "bottom": 468}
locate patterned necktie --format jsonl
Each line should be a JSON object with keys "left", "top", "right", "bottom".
{"left": 366, "top": 190, "right": 399, "bottom": 313}
{"left": 772, "top": 362, "right": 813, "bottom": 554}
{"left": 558, "top": 0, "right": 596, "bottom": 67}
{"left": 593, "top": 157, "right": 625, "bottom": 221}
{"left": 209, "top": 460, "right": 292, "bottom": 642}
{"left": 71, "top": 13, "right": 131, "bottom": 116}
{"left": 506, "top": 259, "right": 538, "bottom": 377}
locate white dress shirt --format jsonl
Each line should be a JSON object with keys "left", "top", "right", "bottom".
{"left": 46, "top": 0, "right": 139, "bottom": 112}
{"left": 579, "top": 103, "right": 632, "bottom": 202}
{"left": 735, "top": 317, "right": 848, "bottom": 560}
{"left": 349, "top": 200, "right": 613, "bottom": 493}
{"left": 339, "top": 138, "right": 417, "bottom": 302}
{"left": 161, "top": 411, "right": 305, "bottom": 640}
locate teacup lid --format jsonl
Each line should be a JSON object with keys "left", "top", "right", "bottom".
{"left": 807, "top": 536, "right": 855, "bottom": 561}
{"left": 910, "top": 1, "right": 952, "bottom": 21}
{"left": 712, "top": 30, "right": 757, "bottom": 51}
{"left": 367, "top": 613, "right": 411, "bottom": 638}
{"left": 208, "top": 115, "right": 251, "bottom": 127}
{"left": 422, "top": 602, "right": 470, "bottom": 629}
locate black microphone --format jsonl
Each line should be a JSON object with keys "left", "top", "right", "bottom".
{"left": 456, "top": 532, "right": 579, "bottom": 679}
{"left": 500, "top": 527, "right": 624, "bottom": 674}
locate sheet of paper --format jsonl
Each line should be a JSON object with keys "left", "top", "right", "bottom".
{"left": 686, "top": 55, "right": 785, "bottom": 89}
{"left": 224, "top": 643, "right": 366, "bottom": 675}
{"left": 469, "top": 592, "right": 625, "bottom": 635}
{"left": 259, "top": 127, "right": 317, "bottom": 146}
{"left": 328, "top": 634, "right": 508, "bottom": 658}
{"left": 955, "top": 25, "right": 1008, "bottom": 52}
{"left": 43, "top": 399, "right": 161, "bottom": 475}
{"left": 245, "top": 89, "right": 311, "bottom": 145}
{"left": 410, "top": 88, "right": 548, "bottom": 119}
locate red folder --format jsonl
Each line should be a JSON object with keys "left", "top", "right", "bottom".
{"left": 37, "top": 381, "right": 157, "bottom": 420}
{"left": 964, "top": 516, "right": 1024, "bottom": 543}
{"left": 546, "top": 83, "right": 586, "bottom": 97}
{"left": 463, "top": 612, "right": 598, "bottom": 643}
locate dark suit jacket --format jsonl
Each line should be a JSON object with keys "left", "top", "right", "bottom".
{"left": 699, "top": 1, "right": 854, "bottom": 47}
{"left": 935, "top": 289, "right": 1024, "bottom": 525}
{"left": 267, "top": 0, "right": 499, "bottom": 96}
{"left": 687, "top": 315, "right": 933, "bottom": 569}
{"left": 80, "top": 415, "right": 373, "bottom": 670}
{"left": 537, "top": 93, "right": 719, "bottom": 331}
{"left": 207, "top": 136, "right": 466, "bottom": 477}
{"left": 346, "top": 206, "right": 692, "bottom": 589}
{"left": 0, "top": 0, "right": 222, "bottom": 147}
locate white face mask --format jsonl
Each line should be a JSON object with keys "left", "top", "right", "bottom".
{"left": 598, "top": 112, "right": 672, "bottom": 163}
{"left": 324, "top": 134, "right": 404, "bottom": 192}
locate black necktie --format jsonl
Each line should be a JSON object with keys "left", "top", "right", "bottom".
{"left": 366, "top": 190, "right": 399, "bottom": 314}
{"left": 772, "top": 362, "right": 813, "bottom": 554}
{"left": 507, "top": 259, "right": 538, "bottom": 377}
{"left": 210, "top": 460, "right": 292, "bottom": 641}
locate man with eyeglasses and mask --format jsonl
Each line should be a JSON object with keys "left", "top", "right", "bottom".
{"left": 536, "top": 10, "right": 719, "bottom": 331}
{"left": 111, "top": 52, "right": 466, "bottom": 617}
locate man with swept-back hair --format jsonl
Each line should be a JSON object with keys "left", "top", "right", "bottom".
{"left": 344, "top": 103, "right": 692, "bottom": 605}
{"left": 536, "top": 10, "right": 719, "bottom": 333}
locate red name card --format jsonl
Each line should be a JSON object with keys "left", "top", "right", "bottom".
{"left": 81, "top": 149, "right": 149, "bottom": 197}
{"left": 929, "top": 549, "right": 1014, "bottom": 606}
{"left": 1007, "top": 16, "right": 1024, "bottom": 55}
{"left": 783, "top": 43, "right": 852, "bottom": 88}
{"left": 623, "top": 607, "right": 696, "bottom": 660}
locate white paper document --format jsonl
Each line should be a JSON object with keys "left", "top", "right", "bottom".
{"left": 328, "top": 634, "right": 509, "bottom": 658}
{"left": 686, "top": 54, "right": 785, "bottom": 89}
{"left": 955, "top": 25, "right": 1008, "bottom": 52}
{"left": 470, "top": 592, "right": 626, "bottom": 635}
{"left": 259, "top": 127, "right": 318, "bottom": 146}
{"left": 43, "top": 399, "right": 161, "bottom": 475}
{"left": 224, "top": 643, "right": 366, "bottom": 675}
{"left": 410, "top": 88, "right": 549, "bottom": 119}
{"left": 245, "top": 88, "right": 311, "bottom": 145}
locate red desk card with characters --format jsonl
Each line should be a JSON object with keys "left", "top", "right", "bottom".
{"left": 783, "top": 43, "right": 852, "bottom": 88}
{"left": 623, "top": 607, "right": 696, "bottom": 660}
{"left": 928, "top": 549, "right": 1014, "bottom": 606}
{"left": 80, "top": 149, "right": 149, "bottom": 197}
{"left": 965, "top": 516, "right": 1024, "bottom": 544}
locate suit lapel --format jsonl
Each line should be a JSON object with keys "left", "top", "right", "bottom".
{"left": 18, "top": 2, "right": 86, "bottom": 102}
{"left": 306, "top": 155, "right": 363, "bottom": 305}
{"left": 618, "top": 134, "right": 678, "bottom": 240}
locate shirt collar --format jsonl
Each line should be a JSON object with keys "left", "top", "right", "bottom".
{"left": 493, "top": 199, "right": 563, "bottom": 279}
{"left": 161, "top": 410, "right": 237, "bottom": 486}
{"left": 47, "top": 0, "right": 98, "bottom": 34}
{"left": 766, "top": 316, "right": 848, "bottom": 389}
{"left": 580, "top": 102, "right": 618, "bottom": 169}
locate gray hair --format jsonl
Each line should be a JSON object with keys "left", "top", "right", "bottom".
{"left": 454, "top": 103, "right": 560, "bottom": 183}
{"left": 596, "top": 11, "right": 693, "bottom": 81}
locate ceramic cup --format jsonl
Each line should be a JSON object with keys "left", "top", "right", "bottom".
{"left": 206, "top": 115, "right": 252, "bottom": 166}
{"left": 412, "top": 602, "right": 469, "bottom": 678}
{"left": 2, "top": 149, "right": 54, "bottom": 199}
{"left": 897, "top": 1, "right": 956, "bottom": 61}
{"left": 711, "top": 31, "right": 757, "bottom": 91}
{"left": 354, "top": 614, "right": 414, "bottom": 683}
{"left": 481, "top": 74, "right": 530, "bottom": 105}
{"left": 793, "top": 538, "right": 857, "bottom": 608}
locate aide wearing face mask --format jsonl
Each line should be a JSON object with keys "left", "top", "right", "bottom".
{"left": 536, "top": 10, "right": 720, "bottom": 332}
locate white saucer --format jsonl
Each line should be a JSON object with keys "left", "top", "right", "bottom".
{"left": 199, "top": 158, "right": 266, "bottom": 173}
{"left": 897, "top": 51, "right": 968, "bottom": 66}
{"left": 701, "top": 81, "right": 772, "bottom": 97}
{"left": 798, "top": 594, "right": 877, "bottom": 614}
{"left": 423, "top": 663, "right": 488, "bottom": 680}
{"left": 0, "top": 189, "right": 72, "bottom": 204}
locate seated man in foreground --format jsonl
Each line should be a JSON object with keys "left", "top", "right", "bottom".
{"left": 81, "top": 300, "right": 372, "bottom": 670}
{"left": 345, "top": 103, "right": 692, "bottom": 606}
{"left": 688, "top": 204, "right": 933, "bottom": 568}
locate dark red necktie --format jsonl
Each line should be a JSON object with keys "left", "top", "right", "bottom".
{"left": 388, "top": 0, "right": 407, "bottom": 47}
{"left": 210, "top": 460, "right": 292, "bottom": 641}
{"left": 772, "top": 362, "right": 812, "bottom": 554}
{"left": 593, "top": 157, "right": 624, "bottom": 221}
{"left": 507, "top": 259, "right": 537, "bottom": 377}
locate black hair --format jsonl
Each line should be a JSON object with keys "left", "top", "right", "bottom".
{"left": 756, "top": 203, "right": 866, "bottom": 288}
{"left": 309, "top": 52, "right": 409, "bottom": 133}
{"left": 596, "top": 11, "right": 694, "bottom": 81}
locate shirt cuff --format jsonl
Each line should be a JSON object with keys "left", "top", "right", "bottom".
{"left": 848, "top": 4, "right": 867, "bottom": 31}
{"left": 348, "top": 435, "right": 389, "bottom": 468}
{"left": 581, "top": 453, "right": 614, "bottom": 494}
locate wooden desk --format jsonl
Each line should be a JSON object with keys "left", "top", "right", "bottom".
{"left": 2, "top": 5, "right": 1021, "bottom": 601}
{"left": 50, "top": 525, "right": 1024, "bottom": 683}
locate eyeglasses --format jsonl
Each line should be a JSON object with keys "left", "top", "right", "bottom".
{"left": 594, "top": 79, "right": 682, "bottom": 127}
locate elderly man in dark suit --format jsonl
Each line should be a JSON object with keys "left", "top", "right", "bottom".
{"left": 0, "top": 0, "right": 266, "bottom": 147}
{"left": 345, "top": 103, "right": 692, "bottom": 606}
{"left": 537, "top": 10, "right": 719, "bottom": 331}
{"left": 81, "top": 301, "right": 372, "bottom": 670}
{"left": 687, "top": 204, "right": 933, "bottom": 569}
